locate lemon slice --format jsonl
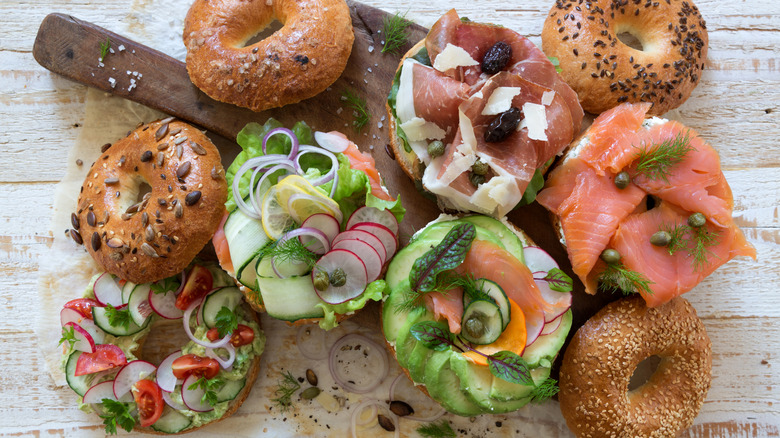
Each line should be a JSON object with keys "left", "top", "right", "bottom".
{"left": 287, "top": 194, "right": 343, "bottom": 224}
{"left": 260, "top": 186, "right": 295, "bottom": 240}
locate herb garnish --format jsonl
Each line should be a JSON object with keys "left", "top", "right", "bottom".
{"left": 598, "top": 261, "right": 654, "bottom": 296}
{"left": 187, "top": 376, "right": 225, "bottom": 406}
{"left": 214, "top": 306, "right": 238, "bottom": 338}
{"left": 417, "top": 419, "right": 456, "bottom": 438}
{"left": 59, "top": 325, "right": 78, "bottom": 350}
{"left": 381, "top": 11, "right": 411, "bottom": 55}
{"left": 150, "top": 276, "right": 180, "bottom": 295}
{"left": 634, "top": 130, "right": 696, "bottom": 183}
{"left": 263, "top": 236, "right": 318, "bottom": 269}
{"left": 105, "top": 304, "right": 132, "bottom": 328}
{"left": 410, "top": 321, "right": 533, "bottom": 385}
{"left": 661, "top": 221, "right": 720, "bottom": 271}
{"left": 409, "top": 223, "right": 476, "bottom": 293}
{"left": 529, "top": 378, "right": 560, "bottom": 403}
{"left": 341, "top": 88, "right": 371, "bottom": 132}
{"left": 99, "top": 38, "right": 112, "bottom": 61}
{"left": 548, "top": 56, "right": 562, "bottom": 73}
{"left": 271, "top": 370, "right": 301, "bottom": 411}
{"left": 99, "top": 398, "right": 135, "bottom": 435}
{"left": 536, "top": 268, "right": 573, "bottom": 292}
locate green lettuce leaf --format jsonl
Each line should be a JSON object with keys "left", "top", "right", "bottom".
{"left": 316, "top": 280, "right": 388, "bottom": 330}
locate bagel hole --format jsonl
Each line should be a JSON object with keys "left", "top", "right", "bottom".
{"left": 139, "top": 320, "right": 192, "bottom": 365}
{"left": 136, "top": 181, "right": 152, "bottom": 203}
{"left": 628, "top": 355, "right": 662, "bottom": 391}
{"left": 242, "top": 19, "right": 284, "bottom": 47}
{"left": 617, "top": 32, "right": 644, "bottom": 51}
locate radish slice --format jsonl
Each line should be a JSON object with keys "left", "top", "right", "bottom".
{"left": 332, "top": 230, "right": 387, "bottom": 265}
{"left": 181, "top": 374, "right": 214, "bottom": 412}
{"left": 93, "top": 274, "right": 124, "bottom": 307}
{"left": 523, "top": 247, "right": 559, "bottom": 273}
{"left": 314, "top": 131, "right": 351, "bottom": 153}
{"left": 128, "top": 284, "right": 153, "bottom": 326}
{"left": 524, "top": 307, "right": 546, "bottom": 347}
{"left": 156, "top": 351, "right": 182, "bottom": 393}
{"left": 349, "top": 222, "right": 397, "bottom": 260}
{"left": 540, "top": 312, "right": 564, "bottom": 336}
{"left": 113, "top": 360, "right": 157, "bottom": 400}
{"left": 64, "top": 322, "right": 96, "bottom": 353}
{"left": 312, "top": 249, "right": 368, "bottom": 304}
{"left": 276, "top": 227, "right": 330, "bottom": 260}
{"left": 333, "top": 239, "right": 382, "bottom": 282}
{"left": 162, "top": 388, "right": 188, "bottom": 410}
{"left": 346, "top": 206, "right": 399, "bottom": 236}
{"left": 60, "top": 308, "right": 106, "bottom": 344}
{"left": 301, "top": 213, "right": 340, "bottom": 246}
{"left": 148, "top": 286, "right": 184, "bottom": 320}
{"left": 535, "top": 280, "right": 573, "bottom": 322}
{"left": 83, "top": 380, "right": 118, "bottom": 404}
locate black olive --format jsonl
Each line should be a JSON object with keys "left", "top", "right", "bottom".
{"left": 650, "top": 231, "right": 672, "bottom": 247}
{"left": 481, "top": 41, "right": 512, "bottom": 75}
{"left": 600, "top": 249, "right": 621, "bottom": 264}
{"left": 484, "top": 107, "right": 522, "bottom": 143}
{"left": 687, "top": 212, "right": 706, "bottom": 228}
{"left": 614, "top": 171, "right": 630, "bottom": 189}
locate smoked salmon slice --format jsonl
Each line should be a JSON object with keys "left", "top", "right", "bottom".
{"left": 424, "top": 288, "right": 464, "bottom": 334}
{"left": 577, "top": 102, "right": 651, "bottom": 176}
{"left": 339, "top": 134, "right": 395, "bottom": 202}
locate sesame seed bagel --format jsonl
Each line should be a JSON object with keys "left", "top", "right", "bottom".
{"left": 542, "top": 0, "right": 708, "bottom": 115}
{"left": 75, "top": 119, "right": 227, "bottom": 284}
{"left": 558, "top": 295, "right": 712, "bottom": 437}
{"left": 183, "top": 0, "right": 354, "bottom": 112}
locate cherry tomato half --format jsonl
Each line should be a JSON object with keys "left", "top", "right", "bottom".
{"left": 132, "top": 379, "right": 164, "bottom": 428}
{"left": 175, "top": 265, "right": 213, "bottom": 310}
{"left": 74, "top": 344, "right": 127, "bottom": 376}
{"left": 206, "top": 324, "right": 255, "bottom": 347}
{"left": 171, "top": 354, "right": 220, "bottom": 380}
{"left": 64, "top": 298, "right": 100, "bottom": 320}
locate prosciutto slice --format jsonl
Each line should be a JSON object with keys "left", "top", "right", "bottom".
{"left": 412, "top": 63, "right": 471, "bottom": 129}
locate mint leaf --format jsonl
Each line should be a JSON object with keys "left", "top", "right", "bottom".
{"left": 215, "top": 306, "right": 238, "bottom": 338}
{"left": 487, "top": 350, "right": 533, "bottom": 385}
{"left": 544, "top": 268, "right": 573, "bottom": 292}
{"left": 409, "top": 321, "right": 453, "bottom": 351}
{"left": 409, "top": 223, "right": 476, "bottom": 292}
{"left": 99, "top": 398, "right": 135, "bottom": 434}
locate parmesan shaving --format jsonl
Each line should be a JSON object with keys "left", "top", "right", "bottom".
{"left": 482, "top": 87, "right": 522, "bottom": 115}
{"left": 399, "top": 117, "right": 446, "bottom": 141}
{"left": 433, "top": 43, "right": 479, "bottom": 72}
{"left": 541, "top": 90, "right": 556, "bottom": 106}
{"left": 522, "top": 102, "right": 548, "bottom": 141}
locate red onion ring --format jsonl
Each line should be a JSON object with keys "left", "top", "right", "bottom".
{"left": 295, "top": 325, "right": 329, "bottom": 360}
{"left": 162, "top": 389, "right": 187, "bottom": 410}
{"left": 251, "top": 162, "right": 295, "bottom": 215}
{"left": 175, "top": 270, "right": 187, "bottom": 296}
{"left": 182, "top": 301, "right": 230, "bottom": 349}
{"left": 329, "top": 334, "right": 388, "bottom": 394}
{"left": 296, "top": 145, "right": 340, "bottom": 198}
{"left": 205, "top": 343, "right": 236, "bottom": 370}
{"left": 232, "top": 155, "right": 287, "bottom": 219}
{"left": 271, "top": 227, "right": 330, "bottom": 277}
{"left": 349, "top": 399, "right": 400, "bottom": 438}
{"left": 263, "top": 127, "right": 299, "bottom": 159}
{"left": 388, "top": 374, "right": 447, "bottom": 423}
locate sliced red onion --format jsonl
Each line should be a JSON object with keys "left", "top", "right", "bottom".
{"left": 176, "top": 270, "right": 187, "bottom": 296}
{"left": 263, "top": 127, "right": 299, "bottom": 159}
{"left": 250, "top": 161, "right": 295, "bottom": 217}
{"left": 295, "top": 325, "right": 329, "bottom": 360}
{"left": 183, "top": 301, "right": 230, "bottom": 349}
{"left": 296, "top": 145, "right": 339, "bottom": 197}
{"left": 314, "top": 131, "right": 351, "bottom": 153}
{"left": 349, "top": 399, "right": 399, "bottom": 438}
{"left": 231, "top": 154, "right": 289, "bottom": 219}
{"left": 271, "top": 227, "right": 330, "bottom": 277}
{"left": 329, "top": 334, "right": 388, "bottom": 394}
{"left": 155, "top": 351, "right": 182, "bottom": 393}
{"left": 387, "top": 374, "right": 447, "bottom": 423}
{"left": 162, "top": 388, "right": 188, "bottom": 410}
{"left": 205, "top": 343, "right": 236, "bottom": 370}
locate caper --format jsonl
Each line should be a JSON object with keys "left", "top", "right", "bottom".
{"left": 614, "top": 171, "right": 630, "bottom": 189}
{"left": 469, "top": 172, "right": 486, "bottom": 187}
{"left": 687, "top": 212, "right": 706, "bottom": 228}
{"left": 600, "top": 249, "right": 621, "bottom": 264}
{"left": 329, "top": 268, "right": 347, "bottom": 287}
{"left": 464, "top": 315, "right": 486, "bottom": 338}
{"left": 427, "top": 140, "right": 445, "bottom": 158}
{"left": 471, "top": 159, "right": 489, "bottom": 176}
{"left": 301, "top": 387, "right": 321, "bottom": 400}
{"left": 313, "top": 270, "right": 330, "bottom": 291}
{"left": 650, "top": 230, "right": 672, "bottom": 247}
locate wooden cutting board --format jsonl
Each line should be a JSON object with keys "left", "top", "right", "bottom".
{"left": 32, "top": 3, "right": 615, "bottom": 374}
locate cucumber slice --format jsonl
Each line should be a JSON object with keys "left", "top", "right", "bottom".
{"left": 256, "top": 255, "right": 310, "bottom": 278}
{"left": 127, "top": 284, "right": 152, "bottom": 326}
{"left": 238, "top": 256, "right": 260, "bottom": 289}
{"left": 462, "top": 279, "right": 511, "bottom": 331}
{"left": 215, "top": 378, "right": 246, "bottom": 403}
{"left": 460, "top": 299, "right": 503, "bottom": 345}
{"left": 257, "top": 276, "right": 324, "bottom": 321}
{"left": 151, "top": 408, "right": 192, "bottom": 434}
{"left": 92, "top": 306, "right": 149, "bottom": 336}
{"left": 223, "top": 205, "right": 271, "bottom": 281}
{"left": 121, "top": 281, "right": 137, "bottom": 304}
{"left": 65, "top": 351, "right": 92, "bottom": 396}
{"left": 202, "top": 287, "right": 243, "bottom": 328}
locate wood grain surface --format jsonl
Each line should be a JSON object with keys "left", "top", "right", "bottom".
{"left": 2, "top": 0, "right": 779, "bottom": 436}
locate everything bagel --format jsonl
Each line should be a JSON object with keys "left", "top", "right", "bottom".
{"left": 183, "top": 0, "right": 354, "bottom": 112}
{"left": 542, "top": 0, "right": 708, "bottom": 115}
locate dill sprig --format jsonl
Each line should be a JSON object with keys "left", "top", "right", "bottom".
{"left": 634, "top": 130, "right": 696, "bottom": 183}
{"left": 529, "top": 378, "right": 560, "bottom": 404}
{"left": 598, "top": 261, "right": 654, "bottom": 296}
{"left": 394, "top": 272, "right": 487, "bottom": 314}
{"left": 417, "top": 419, "right": 456, "bottom": 438}
{"left": 381, "top": 11, "right": 411, "bottom": 55}
{"left": 662, "top": 221, "right": 720, "bottom": 271}
{"left": 99, "top": 37, "right": 111, "bottom": 61}
{"left": 263, "top": 236, "right": 318, "bottom": 269}
{"left": 341, "top": 88, "right": 371, "bottom": 131}
{"left": 271, "top": 371, "right": 301, "bottom": 412}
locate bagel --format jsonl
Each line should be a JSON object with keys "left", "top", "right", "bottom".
{"left": 59, "top": 263, "right": 265, "bottom": 434}
{"left": 382, "top": 214, "right": 574, "bottom": 416}
{"left": 73, "top": 119, "right": 227, "bottom": 284}
{"left": 183, "top": 0, "right": 354, "bottom": 112}
{"left": 558, "top": 295, "right": 712, "bottom": 437}
{"left": 386, "top": 10, "right": 583, "bottom": 218}
{"left": 541, "top": 0, "right": 708, "bottom": 115}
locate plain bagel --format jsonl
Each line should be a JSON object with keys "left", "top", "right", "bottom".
{"left": 183, "top": 0, "right": 354, "bottom": 112}
{"left": 74, "top": 119, "right": 227, "bottom": 284}
{"left": 542, "top": 0, "right": 708, "bottom": 115}
{"left": 558, "top": 295, "right": 712, "bottom": 437}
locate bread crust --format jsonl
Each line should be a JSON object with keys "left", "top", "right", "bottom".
{"left": 75, "top": 119, "right": 227, "bottom": 284}
{"left": 183, "top": 0, "right": 354, "bottom": 112}
{"left": 541, "top": 0, "right": 708, "bottom": 115}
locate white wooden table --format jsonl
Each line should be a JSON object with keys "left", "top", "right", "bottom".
{"left": 1, "top": 0, "right": 778, "bottom": 436}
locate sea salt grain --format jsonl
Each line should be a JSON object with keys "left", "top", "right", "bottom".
{"left": 108, "top": 77, "right": 116, "bottom": 88}
{"left": 118, "top": 45, "right": 126, "bottom": 51}
{"left": 368, "top": 45, "right": 374, "bottom": 53}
